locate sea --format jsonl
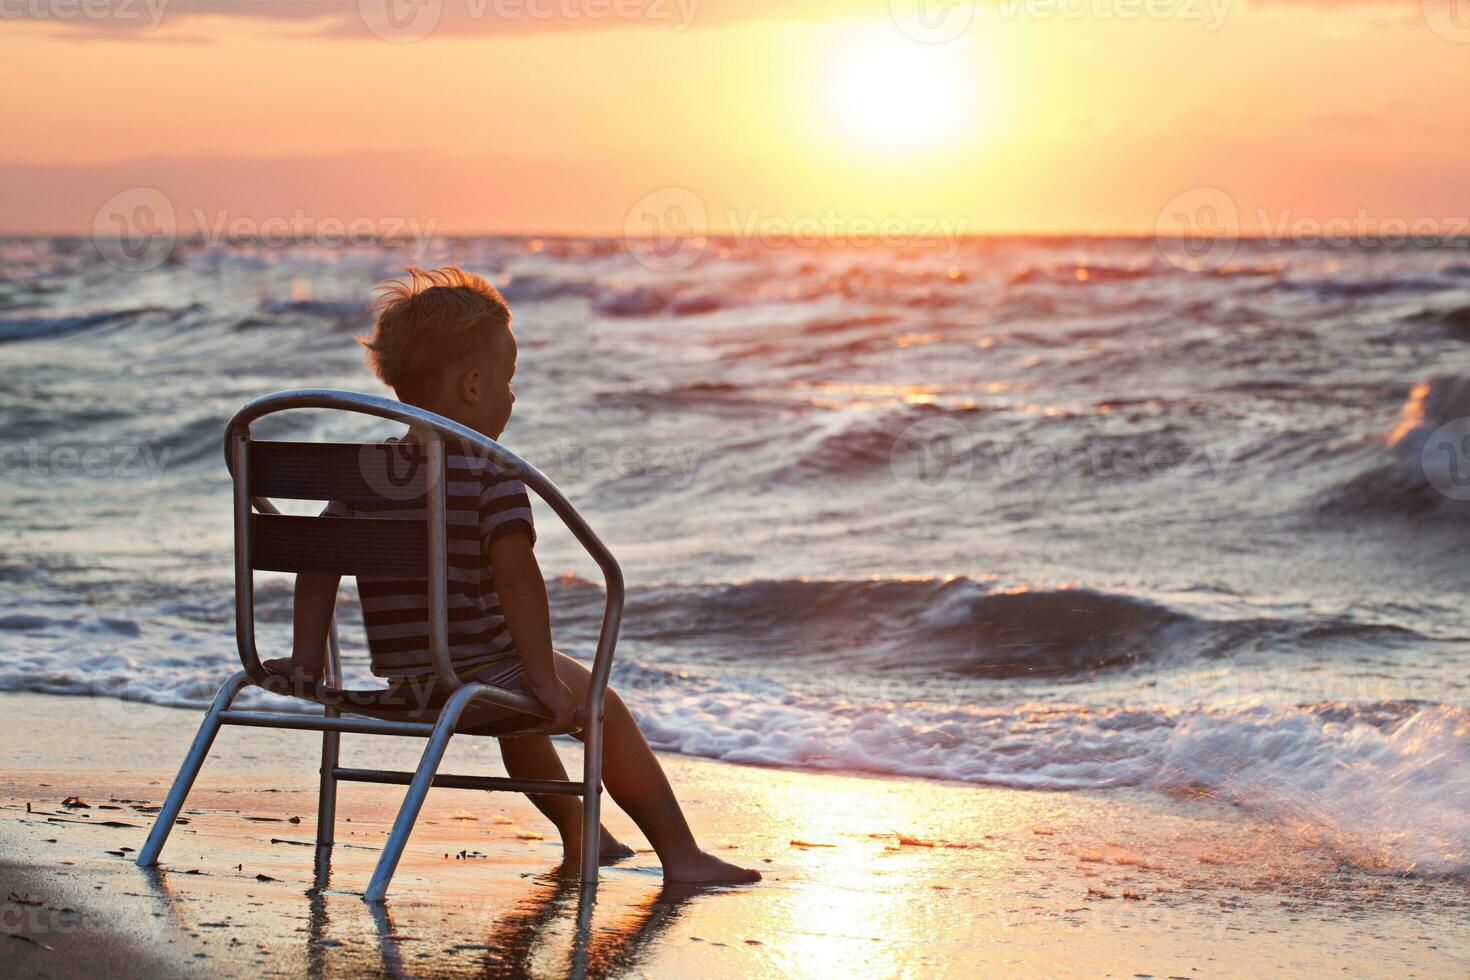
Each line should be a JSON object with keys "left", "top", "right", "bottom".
{"left": 1, "top": 233, "right": 1467, "bottom": 878}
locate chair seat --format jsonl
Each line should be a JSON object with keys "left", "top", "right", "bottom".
{"left": 259, "top": 671, "right": 578, "bottom": 738}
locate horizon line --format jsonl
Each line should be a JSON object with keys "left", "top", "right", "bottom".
{"left": 15, "top": 231, "right": 1470, "bottom": 245}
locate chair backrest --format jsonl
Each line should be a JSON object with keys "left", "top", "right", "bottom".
{"left": 232, "top": 428, "right": 453, "bottom": 688}
{"left": 247, "top": 440, "right": 433, "bottom": 578}
{"left": 224, "top": 390, "right": 624, "bottom": 701}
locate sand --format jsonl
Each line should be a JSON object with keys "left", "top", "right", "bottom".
{"left": 0, "top": 690, "right": 1464, "bottom": 978}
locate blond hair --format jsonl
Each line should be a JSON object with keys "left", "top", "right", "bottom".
{"left": 360, "top": 266, "right": 511, "bottom": 398}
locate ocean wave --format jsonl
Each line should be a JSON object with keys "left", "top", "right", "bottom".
{"left": 1402, "top": 302, "right": 1470, "bottom": 333}
{"left": 249, "top": 299, "right": 370, "bottom": 330}
{"left": 592, "top": 285, "right": 666, "bottom": 317}
{"left": 594, "top": 381, "right": 767, "bottom": 415}
{"left": 0, "top": 277, "right": 53, "bottom": 313}
{"left": 1205, "top": 262, "right": 1287, "bottom": 279}
{"left": 1274, "top": 275, "right": 1454, "bottom": 300}
{"left": 496, "top": 273, "right": 598, "bottom": 304}
{"left": 591, "top": 284, "right": 730, "bottom": 318}
{"left": 548, "top": 575, "right": 1426, "bottom": 679}
{"left": 1328, "top": 375, "right": 1470, "bottom": 514}
{"left": 156, "top": 412, "right": 244, "bottom": 467}
{"left": 0, "top": 613, "right": 139, "bottom": 634}
{"left": 505, "top": 236, "right": 626, "bottom": 262}
{"left": 1009, "top": 262, "right": 1172, "bottom": 286}
{"left": 260, "top": 298, "right": 366, "bottom": 318}
{"left": 798, "top": 312, "right": 899, "bottom": 335}
{"left": 773, "top": 402, "right": 987, "bottom": 476}
{"left": 0, "top": 306, "right": 172, "bottom": 344}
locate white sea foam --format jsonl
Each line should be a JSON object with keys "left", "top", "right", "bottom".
{"left": 615, "top": 661, "right": 1470, "bottom": 876}
{"left": 1148, "top": 701, "right": 1470, "bottom": 877}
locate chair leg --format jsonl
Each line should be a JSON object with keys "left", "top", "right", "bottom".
{"left": 363, "top": 683, "right": 485, "bottom": 903}
{"left": 319, "top": 620, "right": 343, "bottom": 848}
{"left": 316, "top": 728, "right": 340, "bottom": 847}
{"left": 579, "top": 712, "right": 605, "bottom": 885}
{"left": 136, "top": 670, "right": 252, "bottom": 867}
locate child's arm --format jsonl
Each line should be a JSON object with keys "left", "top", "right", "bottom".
{"left": 489, "top": 532, "right": 577, "bottom": 727}
{"left": 263, "top": 573, "right": 339, "bottom": 681}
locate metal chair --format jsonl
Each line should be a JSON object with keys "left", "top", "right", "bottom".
{"left": 134, "top": 389, "right": 624, "bottom": 901}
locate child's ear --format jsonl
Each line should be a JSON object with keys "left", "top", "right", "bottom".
{"left": 457, "top": 366, "right": 481, "bottom": 404}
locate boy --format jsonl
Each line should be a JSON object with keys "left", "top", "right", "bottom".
{"left": 264, "top": 266, "right": 757, "bottom": 884}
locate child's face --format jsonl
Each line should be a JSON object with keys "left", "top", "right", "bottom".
{"left": 467, "top": 326, "right": 517, "bottom": 440}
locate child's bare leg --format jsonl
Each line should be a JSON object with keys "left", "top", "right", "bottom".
{"left": 497, "top": 734, "right": 633, "bottom": 861}
{"left": 551, "top": 651, "right": 760, "bottom": 883}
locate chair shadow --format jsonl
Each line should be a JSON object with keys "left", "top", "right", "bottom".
{"left": 364, "top": 865, "right": 714, "bottom": 979}
{"left": 138, "top": 841, "right": 714, "bottom": 978}
{"left": 132, "top": 848, "right": 355, "bottom": 977}
{"left": 478, "top": 870, "right": 713, "bottom": 979}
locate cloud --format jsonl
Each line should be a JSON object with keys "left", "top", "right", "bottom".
{"left": 4, "top": 0, "right": 1431, "bottom": 43}
{"left": 3, "top": 0, "right": 785, "bottom": 40}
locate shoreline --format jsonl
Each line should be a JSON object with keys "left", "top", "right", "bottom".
{"left": 1, "top": 690, "right": 1465, "bottom": 977}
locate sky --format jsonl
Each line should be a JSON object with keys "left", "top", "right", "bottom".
{"left": 1, "top": 0, "right": 1467, "bottom": 236}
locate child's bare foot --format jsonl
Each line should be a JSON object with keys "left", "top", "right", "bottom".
{"left": 562, "top": 829, "right": 635, "bottom": 864}
{"left": 599, "top": 838, "right": 636, "bottom": 861}
{"left": 555, "top": 837, "right": 636, "bottom": 878}
{"left": 662, "top": 850, "right": 762, "bottom": 884}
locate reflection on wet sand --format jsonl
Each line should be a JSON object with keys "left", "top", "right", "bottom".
{"left": 297, "top": 842, "right": 709, "bottom": 979}
{"left": 310, "top": 846, "right": 346, "bottom": 977}
{"left": 123, "top": 797, "right": 712, "bottom": 978}
{"left": 363, "top": 872, "right": 710, "bottom": 978}
{"left": 475, "top": 873, "right": 707, "bottom": 979}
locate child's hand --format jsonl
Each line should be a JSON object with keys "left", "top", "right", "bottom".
{"left": 529, "top": 676, "right": 578, "bottom": 730}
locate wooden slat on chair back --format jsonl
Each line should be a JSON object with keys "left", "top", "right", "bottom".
{"left": 250, "top": 514, "right": 427, "bottom": 577}
{"left": 249, "top": 440, "right": 428, "bottom": 503}
{"left": 245, "top": 441, "right": 433, "bottom": 578}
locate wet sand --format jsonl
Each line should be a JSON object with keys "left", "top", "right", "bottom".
{"left": 0, "top": 691, "right": 1464, "bottom": 978}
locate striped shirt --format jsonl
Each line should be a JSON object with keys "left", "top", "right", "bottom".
{"left": 323, "top": 430, "right": 536, "bottom": 679}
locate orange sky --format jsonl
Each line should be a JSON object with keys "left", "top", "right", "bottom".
{"left": 1, "top": 0, "right": 1466, "bottom": 235}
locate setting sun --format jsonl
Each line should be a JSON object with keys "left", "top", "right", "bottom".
{"left": 821, "top": 28, "right": 981, "bottom": 153}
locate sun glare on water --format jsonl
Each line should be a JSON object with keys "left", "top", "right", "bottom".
{"left": 822, "top": 29, "right": 980, "bottom": 153}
